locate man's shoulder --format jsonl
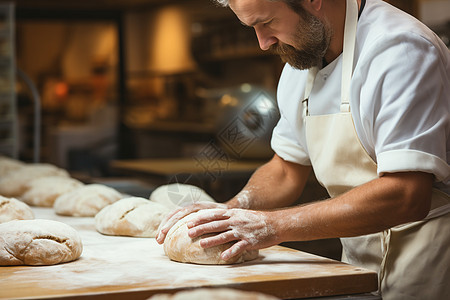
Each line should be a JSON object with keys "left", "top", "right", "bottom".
{"left": 360, "top": 0, "right": 439, "bottom": 45}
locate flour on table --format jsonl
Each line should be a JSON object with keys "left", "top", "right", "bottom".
{"left": 0, "top": 196, "right": 34, "bottom": 223}
{"left": 164, "top": 209, "right": 259, "bottom": 265}
{"left": 150, "top": 183, "right": 215, "bottom": 209}
{"left": 0, "top": 219, "right": 82, "bottom": 266}
{"left": 21, "top": 176, "right": 84, "bottom": 207}
{"left": 54, "top": 184, "right": 123, "bottom": 217}
{"left": 95, "top": 197, "right": 170, "bottom": 237}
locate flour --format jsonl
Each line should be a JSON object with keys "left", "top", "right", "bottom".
{"left": 235, "top": 190, "right": 251, "bottom": 209}
{"left": 224, "top": 209, "right": 275, "bottom": 246}
{"left": 1, "top": 207, "right": 372, "bottom": 299}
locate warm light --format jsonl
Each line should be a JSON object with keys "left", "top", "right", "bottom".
{"left": 54, "top": 82, "right": 69, "bottom": 99}
{"left": 149, "top": 6, "right": 196, "bottom": 74}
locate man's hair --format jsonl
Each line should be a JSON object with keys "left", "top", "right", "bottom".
{"left": 213, "top": 0, "right": 306, "bottom": 15}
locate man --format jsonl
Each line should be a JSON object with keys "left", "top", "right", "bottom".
{"left": 157, "top": 0, "right": 450, "bottom": 299}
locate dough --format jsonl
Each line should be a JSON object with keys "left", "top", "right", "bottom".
{"left": 150, "top": 183, "right": 215, "bottom": 209}
{"left": 0, "top": 219, "right": 83, "bottom": 266}
{"left": 148, "top": 288, "right": 279, "bottom": 300}
{"left": 0, "top": 196, "right": 34, "bottom": 224}
{"left": 54, "top": 184, "right": 123, "bottom": 217}
{"left": 0, "top": 163, "right": 69, "bottom": 197}
{"left": 95, "top": 197, "right": 170, "bottom": 237}
{"left": 21, "top": 176, "right": 84, "bottom": 207}
{"left": 0, "top": 156, "right": 25, "bottom": 177}
{"left": 164, "top": 209, "right": 259, "bottom": 265}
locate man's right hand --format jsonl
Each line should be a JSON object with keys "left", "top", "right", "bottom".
{"left": 156, "top": 201, "right": 227, "bottom": 244}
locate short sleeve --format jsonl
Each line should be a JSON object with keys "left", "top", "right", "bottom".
{"left": 271, "top": 113, "right": 311, "bottom": 166}
{"left": 353, "top": 31, "right": 450, "bottom": 183}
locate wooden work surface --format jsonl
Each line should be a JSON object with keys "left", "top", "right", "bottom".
{"left": 0, "top": 208, "right": 378, "bottom": 300}
{"left": 110, "top": 158, "right": 267, "bottom": 178}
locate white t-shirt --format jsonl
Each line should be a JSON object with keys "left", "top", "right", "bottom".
{"left": 271, "top": 0, "right": 450, "bottom": 194}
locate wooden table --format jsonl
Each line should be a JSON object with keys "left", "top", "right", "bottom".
{"left": 110, "top": 158, "right": 269, "bottom": 201}
{"left": 0, "top": 208, "right": 378, "bottom": 299}
{"left": 110, "top": 158, "right": 267, "bottom": 181}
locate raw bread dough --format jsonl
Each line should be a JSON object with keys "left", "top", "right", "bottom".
{"left": 95, "top": 197, "right": 170, "bottom": 237}
{"left": 150, "top": 183, "right": 215, "bottom": 209}
{"left": 54, "top": 184, "right": 123, "bottom": 217}
{"left": 0, "top": 163, "right": 69, "bottom": 197}
{"left": 0, "top": 196, "right": 34, "bottom": 224}
{"left": 164, "top": 209, "right": 259, "bottom": 265}
{"left": 0, "top": 219, "right": 83, "bottom": 266}
{"left": 148, "top": 288, "right": 279, "bottom": 300}
{"left": 0, "top": 156, "right": 25, "bottom": 177}
{"left": 21, "top": 176, "right": 84, "bottom": 207}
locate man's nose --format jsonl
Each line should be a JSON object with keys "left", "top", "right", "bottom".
{"left": 254, "top": 28, "right": 277, "bottom": 51}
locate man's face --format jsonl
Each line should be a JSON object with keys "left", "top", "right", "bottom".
{"left": 229, "top": 0, "right": 331, "bottom": 70}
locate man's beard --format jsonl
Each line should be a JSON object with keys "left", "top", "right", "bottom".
{"left": 270, "top": 11, "right": 331, "bottom": 70}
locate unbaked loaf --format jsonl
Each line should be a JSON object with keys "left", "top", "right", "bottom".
{"left": 95, "top": 197, "right": 170, "bottom": 237}
{"left": 0, "top": 219, "right": 83, "bottom": 266}
{"left": 0, "top": 156, "right": 25, "bottom": 177}
{"left": 0, "top": 163, "right": 69, "bottom": 197}
{"left": 21, "top": 176, "right": 84, "bottom": 207}
{"left": 164, "top": 209, "right": 259, "bottom": 265}
{"left": 0, "top": 196, "right": 34, "bottom": 224}
{"left": 148, "top": 288, "right": 279, "bottom": 300}
{"left": 150, "top": 183, "right": 215, "bottom": 209}
{"left": 53, "top": 184, "right": 123, "bottom": 217}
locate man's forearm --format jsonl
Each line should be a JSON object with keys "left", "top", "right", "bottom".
{"left": 226, "top": 154, "right": 312, "bottom": 210}
{"left": 271, "top": 171, "right": 433, "bottom": 242}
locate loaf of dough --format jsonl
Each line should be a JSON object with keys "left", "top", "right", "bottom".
{"left": 95, "top": 197, "right": 170, "bottom": 237}
{"left": 150, "top": 183, "right": 215, "bottom": 209}
{"left": 21, "top": 176, "right": 84, "bottom": 207}
{"left": 0, "top": 219, "right": 83, "bottom": 266}
{"left": 0, "top": 156, "right": 25, "bottom": 177}
{"left": 0, "top": 196, "right": 34, "bottom": 224}
{"left": 164, "top": 209, "right": 259, "bottom": 265}
{"left": 54, "top": 184, "right": 123, "bottom": 217}
{"left": 148, "top": 288, "right": 279, "bottom": 300}
{"left": 0, "top": 163, "right": 69, "bottom": 197}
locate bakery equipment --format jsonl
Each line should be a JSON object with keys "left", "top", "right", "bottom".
{"left": 214, "top": 84, "right": 279, "bottom": 159}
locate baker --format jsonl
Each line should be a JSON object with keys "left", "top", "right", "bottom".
{"left": 157, "top": 0, "right": 450, "bottom": 299}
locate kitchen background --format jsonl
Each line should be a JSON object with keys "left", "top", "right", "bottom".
{"left": 1, "top": 0, "right": 449, "bottom": 259}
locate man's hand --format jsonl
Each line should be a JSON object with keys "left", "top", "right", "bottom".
{"left": 185, "top": 208, "right": 281, "bottom": 261}
{"left": 156, "top": 201, "right": 227, "bottom": 244}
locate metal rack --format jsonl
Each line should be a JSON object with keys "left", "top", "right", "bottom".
{"left": 0, "top": 3, "right": 17, "bottom": 159}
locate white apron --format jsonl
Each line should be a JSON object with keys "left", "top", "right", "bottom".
{"left": 303, "top": 1, "right": 450, "bottom": 299}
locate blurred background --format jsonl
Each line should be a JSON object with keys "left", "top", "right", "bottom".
{"left": 0, "top": 0, "right": 449, "bottom": 259}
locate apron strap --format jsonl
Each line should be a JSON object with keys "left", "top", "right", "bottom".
{"left": 303, "top": 0, "right": 359, "bottom": 116}
{"left": 341, "top": 0, "right": 359, "bottom": 112}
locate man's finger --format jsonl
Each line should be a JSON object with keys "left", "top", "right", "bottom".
{"left": 186, "top": 209, "right": 228, "bottom": 228}
{"left": 199, "top": 230, "right": 237, "bottom": 248}
{"left": 220, "top": 239, "right": 250, "bottom": 261}
{"left": 188, "top": 219, "right": 231, "bottom": 238}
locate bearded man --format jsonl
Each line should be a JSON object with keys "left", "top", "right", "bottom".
{"left": 158, "top": 1, "right": 450, "bottom": 299}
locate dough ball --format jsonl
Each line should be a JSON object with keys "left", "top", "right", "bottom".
{"left": 148, "top": 288, "right": 279, "bottom": 300}
{"left": 0, "top": 163, "right": 69, "bottom": 197}
{"left": 0, "top": 219, "right": 83, "bottom": 266}
{"left": 21, "top": 176, "right": 84, "bottom": 207}
{"left": 0, "top": 156, "right": 25, "bottom": 177}
{"left": 150, "top": 183, "right": 215, "bottom": 209}
{"left": 54, "top": 184, "right": 123, "bottom": 217}
{"left": 0, "top": 196, "right": 34, "bottom": 224}
{"left": 95, "top": 197, "right": 170, "bottom": 237}
{"left": 164, "top": 209, "right": 259, "bottom": 265}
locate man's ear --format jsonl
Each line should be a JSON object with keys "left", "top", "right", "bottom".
{"left": 309, "top": 0, "right": 323, "bottom": 11}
